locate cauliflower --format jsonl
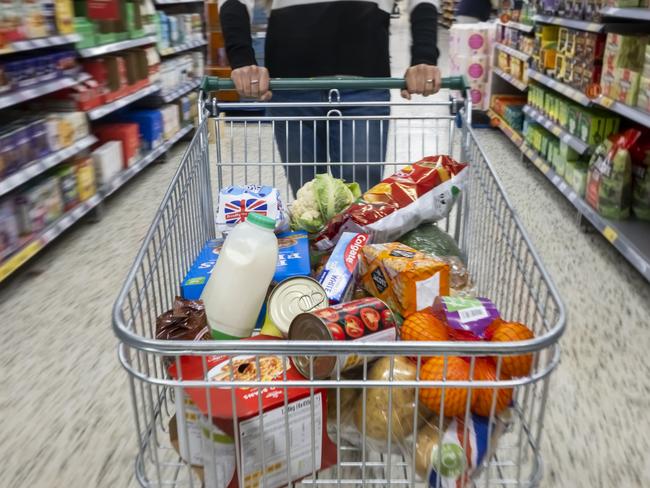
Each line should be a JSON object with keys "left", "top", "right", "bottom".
{"left": 290, "top": 174, "right": 360, "bottom": 234}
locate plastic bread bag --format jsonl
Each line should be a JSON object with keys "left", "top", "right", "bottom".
{"left": 215, "top": 184, "right": 290, "bottom": 234}
{"left": 314, "top": 156, "right": 468, "bottom": 250}
{"left": 398, "top": 412, "right": 509, "bottom": 487}
{"left": 326, "top": 387, "right": 362, "bottom": 447}
{"left": 351, "top": 356, "right": 422, "bottom": 454}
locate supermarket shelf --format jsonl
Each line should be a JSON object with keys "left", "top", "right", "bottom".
{"left": 159, "top": 38, "right": 207, "bottom": 57}
{"left": 600, "top": 7, "right": 650, "bottom": 21}
{"left": 522, "top": 105, "right": 591, "bottom": 155}
{"left": 487, "top": 109, "right": 525, "bottom": 147}
{"left": 533, "top": 15, "right": 605, "bottom": 32}
{"left": 77, "top": 36, "right": 156, "bottom": 58}
{"left": 520, "top": 143, "right": 650, "bottom": 282}
{"left": 496, "top": 19, "right": 534, "bottom": 33}
{"left": 528, "top": 69, "right": 591, "bottom": 107}
{"left": 595, "top": 96, "right": 650, "bottom": 129}
{"left": 0, "top": 73, "right": 90, "bottom": 111}
{"left": 155, "top": 0, "right": 203, "bottom": 3}
{"left": 493, "top": 67, "right": 528, "bottom": 91}
{"left": 495, "top": 43, "right": 531, "bottom": 62}
{"left": 0, "top": 135, "right": 98, "bottom": 197}
{"left": 87, "top": 84, "right": 161, "bottom": 120}
{"left": 101, "top": 124, "right": 193, "bottom": 198}
{"left": 0, "top": 194, "right": 102, "bottom": 284}
{"left": 0, "top": 34, "right": 81, "bottom": 56}
{"left": 159, "top": 79, "right": 201, "bottom": 103}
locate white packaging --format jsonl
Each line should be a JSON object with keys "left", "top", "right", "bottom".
{"left": 91, "top": 141, "right": 124, "bottom": 185}
{"left": 161, "top": 104, "right": 180, "bottom": 139}
{"left": 201, "top": 419, "right": 237, "bottom": 488}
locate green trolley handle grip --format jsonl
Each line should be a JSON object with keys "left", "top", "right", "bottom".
{"left": 200, "top": 75, "right": 469, "bottom": 93}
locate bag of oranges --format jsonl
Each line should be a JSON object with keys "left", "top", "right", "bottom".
{"left": 359, "top": 243, "right": 450, "bottom": 317}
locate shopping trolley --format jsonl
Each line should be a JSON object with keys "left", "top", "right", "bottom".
{"left": 112, "top": 77, "right": 566, "bottom": 488}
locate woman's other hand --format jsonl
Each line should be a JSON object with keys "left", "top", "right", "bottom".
{"left": 402, "top": 64, "right": 442, "bottom": 99}
{"left": 231, "top": 65, "right": 272, "bottom": 101}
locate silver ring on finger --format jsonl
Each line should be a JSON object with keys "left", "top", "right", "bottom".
{"left": 251, "top": 79, "right": 259, "bottom": 84}
{"left": 425, "top": 79, "right": 434, "bottom": 84}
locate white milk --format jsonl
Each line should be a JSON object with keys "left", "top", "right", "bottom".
{"left": 201, "top": 213, "right": 278, "bottom": 339}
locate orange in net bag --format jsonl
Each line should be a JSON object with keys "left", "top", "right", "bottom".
{"left": 359, "top": 243, "right": 450, "bottom": 317}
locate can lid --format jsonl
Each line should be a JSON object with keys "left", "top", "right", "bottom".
{"left": 289, "top": 313, "right": 336, "bottom": 380}
{"left": 269, "top": 277, "right": 329, "bottom": 336}
{"left": 247, "top": 213, "right": 275, "bottom": 230}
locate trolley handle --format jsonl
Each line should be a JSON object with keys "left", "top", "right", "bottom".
{"left": 200, "top": 75, "right": 469, "bottom": 92}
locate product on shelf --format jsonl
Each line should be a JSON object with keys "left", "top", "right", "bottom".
{"left": 82, "top": 50, "right": 151, "bottom": 104}
{"left": 632, "top": 138, "right": 650, "bottom": 220}
{"left": 156, "top": 12, "right": 203, "bottom": 50}
{"left": 601, "top": 33, "right": 649, "bottom": 106}
{"left": 110, "top": 109, "right": 164, "bottom": 151}
{"left": 586, "top": 129, "right": 640, "bottom": 219}
{"left": 94, "top": 123, "right": 141, "bottom": 168}
{"left": 0, "top": 199, "right": 19, "bottom": 260}
{"left": 15, "top": 177, "right": 64, "bottom": 234}
{"left": 160, "top": 104, "right": 180, "bottom": 140}
{"left": 0, "top": 117, "right": 50, "bottom": 178}
{"left": 449, "top": 23, "right": 496, "bottom": 110}
{"left": 91, "top": 141, "right": 124, "bottom": 186}
{"left": 74, "top": 157, "right": 96, "bottom": 202}
{"left": 73, "top": 1, "right": 153, "bottom": 49}
{"left": 56, "top": 163, "right": 79, "bottom": 211}
{"left": 0, "top": 50, "right": 79, "bottom": 94}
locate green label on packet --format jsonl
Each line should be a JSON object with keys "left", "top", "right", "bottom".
{"left": 442, "top": 296, "right": 482, "bottom": 312}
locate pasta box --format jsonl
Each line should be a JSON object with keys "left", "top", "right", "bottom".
{"left": 169, "top": 335, "right": 337, "bottom": 488}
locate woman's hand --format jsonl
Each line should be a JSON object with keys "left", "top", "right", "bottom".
{"left": 401, "top": 64, "right": 442, "bottom": 99}
{"left": 231, "top": 65, "right": 272, "bottom": 101}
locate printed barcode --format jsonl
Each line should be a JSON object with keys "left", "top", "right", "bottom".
{"left": 457, "top": 306, "right": 489, "bottom": 323}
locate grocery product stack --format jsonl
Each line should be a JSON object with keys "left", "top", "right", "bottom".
{"left": 152, "top": 158, "right": 542, "bottom": 488}
{"left": 0, "top": 0, "right": 204, "bottom": 284}
{"left": 449, "top": 22, "right": 496, "bottom": 111}
{"left": 487, "top": 1, "right": 650, "bottom": 282}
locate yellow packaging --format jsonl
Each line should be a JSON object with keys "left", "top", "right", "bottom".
{"left": 359, "top": 243, "right": 450, "bottom": 317}
{"left": 54, "top": 0, "right": 75, "bottom": 35}
{"left": 75, "top": 157, "right": 96, "bottom": 201}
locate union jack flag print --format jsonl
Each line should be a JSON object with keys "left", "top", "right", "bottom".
{"left": 223, "top": 198, "right": 268, "bottom": 225}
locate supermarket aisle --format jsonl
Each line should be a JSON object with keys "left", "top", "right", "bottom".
{"left": 0, "top": 15, "right": 649, "bottom": 488}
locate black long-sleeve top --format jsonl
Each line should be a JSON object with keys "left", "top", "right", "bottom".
{"left": 219, "top": 0, "right": 440, "bottom": 78}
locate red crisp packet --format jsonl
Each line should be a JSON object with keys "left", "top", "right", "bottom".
{"left": 314, "top": 156, "right": 468, "bottom": 250}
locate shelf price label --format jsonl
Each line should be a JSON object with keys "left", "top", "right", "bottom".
{"left": 0, "top": 241, "right": 43, "bottom": 283}
{"left": 602, "top": 226, "right": 618, "bottom": 244}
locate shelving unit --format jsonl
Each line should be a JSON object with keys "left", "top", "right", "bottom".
{"left": 489, "top": 7, "right": 650, "bottom": 281}
{"left": 87, "top": 84, "right": 161, "bottom": 120}
{"left": 532, "top": 15, "right": 605, "bottom": 33}
{"left": 495, "top": 43, "right": 530, "bottom": 62}
{"left": 159, "top": 38, "right": 207, "bottom": 57}
{"left": 0, "top": 73, "right": 91, "bottom": 111}
{"left": 493, "top": 67, "right": 529, "bottom": 92}
{"left": 0, "top": 135, "right": 98, "bottom": 197}
{"left": 520, "top": 144, "right": 650, "bottom": 282}
{"left": 527, "top": 69, "right": 592, "bottom": 106}
{"left": 0, "top": 1, "right": 206, "bottom": 281}
{"left": 77, "top": 35, "right": 157, "bottom": 58}
{"left": 496, "top": 19, "right": 534, "bottom": 33}
{"left": 522, "top": 105, "right": 590, "bottom": 155}
{"left": 0, "top": 34, "right": 81, "bottom": 55}
{"left": 600, "top": 7, "right": 650, "bottom": 21}
{"left": 0, "top": 194, "right": 102, "bottom": 283}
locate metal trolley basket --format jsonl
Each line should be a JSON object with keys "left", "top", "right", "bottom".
{"left": 113, "top": 77, "right": 566, "bottom": 488}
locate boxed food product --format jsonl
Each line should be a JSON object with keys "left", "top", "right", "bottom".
{"left": 181, "top": 231, "right": 311, "bottom": 300}
{"left": 176, "top": 95, "right": 191, "bottom": 124}
{"left": 74, "top": 157, "right": 96, "bottom": 202}
{"left": 317, "top": 232, "right": 370, "bottom": 304}
{"left": 15, "top": 178, "right": 64, "bottom": 234}
{"left": 631, "top": 139, "right": 650, "bottom": 220}
{"left": 161, "top": 104, "right": 180, "bottom": 140}
{"left": 45, "top": 112, "right": 89, "bottom": 151}
{"left": 217, "top": 184, "right": 289, "bottom": 233}
{"left": 638, "top": 77, "right": 650, "bottom": 112}
{"left": 111, "top": 110, "right": 164, "bottom": 151}
{"left": 359, "top": 242, "right": 450, "bottom": 317}
{"left": 169, "top": 335, "right": 338, "bottom": 488}
{"left": 0, "top": 199, "right": 19, "bottom": 261}
{"left": 54, "top": 0, "right": 75, "bottom": 35}
{"left": 93, "top": 123, "right": 141, "bottom": 167}
{"left": 91, "top": 141, "right": 124, "bottom": 186}
{"left": 56, "top": 164, "right": 79, "bottom": 211}
{"left": 567, "top": 159, "right": 589, "bottom": 197}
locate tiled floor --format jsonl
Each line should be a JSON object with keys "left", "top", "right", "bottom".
{"left": 1, "top": 15, "right": 649, "bottom": 488}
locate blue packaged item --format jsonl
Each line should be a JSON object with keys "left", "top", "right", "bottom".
{"left": 181, "top": 230, "right": 311, "bottom": 300}
{"left": 112, "top": 110, "right": 163, "bottom": 150}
